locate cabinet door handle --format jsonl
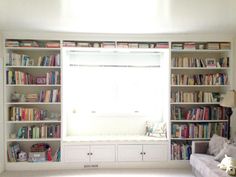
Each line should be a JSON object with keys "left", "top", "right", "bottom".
{"left": 140, "top": 152, "right": 143, "bottom": 155}
{"left": 90, "top": 153, "right": 93, "bottom": 155}
{"left": 87, "top": 153, "right": 90, "bottom": 155}
{"left": 143, "top": 152, "right": 146, "bottom": 155}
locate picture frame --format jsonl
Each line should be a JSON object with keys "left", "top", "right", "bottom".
{"left": 36, "top": 76, "right": 46, "bottom": 85}
{"left": 206, "top": 58, "right": 216, "bottom": 67}
{"left": 28, "top": 59, "right": 34, "bottom": 66}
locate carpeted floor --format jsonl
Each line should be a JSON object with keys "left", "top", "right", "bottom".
{"left": 1, "top": 168, "right": 194, "bottom": 177}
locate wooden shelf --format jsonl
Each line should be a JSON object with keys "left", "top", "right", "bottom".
{"left": 171, "top": 49, "right": 231, "bottom": 52}
{"left": 7, "top": 138, "right": 61, "bottom": 142}
{"left": 6, "top": 102, "right": 61, "bottom": 105}
{"left": 5, "top": 66, "right": 61, "bottom": 69}
{"left": 7, "top": 120, "right": 61, "bottom": 124}
{"left": 171, "top": 120, "right": 228, "bottom": 123}
{"left": 170, "top": 102, "right": 220, "bottom": 105}
{"left": 5, "top": 47, "right": 60, "bottom": 51}
{"left": 171, "top": 85, "right": 230, "bottom": 88}
{"left": 6, "top": 84, "right": 61, "bottom": 87}
{"left": 171, "top": 138, "right": 210, "bottom": 141}
{"left": 171, "top": 67, "right": 230, "bottom": 70}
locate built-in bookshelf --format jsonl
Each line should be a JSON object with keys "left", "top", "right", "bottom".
{"left": 170, "top": 41, "right": 231, "bottom": 160}
{"left": 4, "top": 39, "right": 61, "bottom": 164}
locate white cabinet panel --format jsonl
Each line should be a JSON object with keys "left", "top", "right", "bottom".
{"left": 90, "top": 145, "right": 115, "bottom": 162}
{"left": 117, "top": 145, "right": 142, "bottom": 162}
{"left": 64, "top": 145, "right": 89, "bottom": 162}
{"left": 143, "top": 144, "right": 168, "bottom": 161}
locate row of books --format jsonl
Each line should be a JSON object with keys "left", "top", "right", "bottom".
{"left": 171, "top": 57, "right": 229, "bottom": 68}
{"left": 172, "top": 123, "right": 228, "bottom": 139}
{"left": 171, "top": 91, "right": 220, "bottom": 103}
{"left": 46, "top": 71, "right": 60, "bottom": 85}
{"left": 171, "top": 143, "right": 191, "bottom": 160}
{"left": 7, "top": 143, "right": 20, "bottom": 162}
{"left": 63, "top": 41, "right": 169, "bottom": 48}
{"left": 38, "top": 89, "right": 60, "bottom": 102}
{"left": 9, "top": 107, "right": 48, "bottom": 121}
{"left": 171, "top": 106, "right": 228, "bottom": 120}
{"left": 6, "top": 70, "right": 61, "bottom": 85}
{"left": 16, "top": 124, "right": 60, "bottom": 139}
{"left": 171, "top": 73, "right": 228, "bottom": 85}
{"left": 172, "top": 42, "right": 230, "bottom": 50}
{"left": 5, "top": 40, "right": 60, "bottom": 48}
{"left": 6, "top": 53, "right": 60, "bottom": 67}
{"left": 6, "top": 70, "right": 34, "bottom": 85}
{"left": 37, "top": 54, "right": 60, "bottom": 66}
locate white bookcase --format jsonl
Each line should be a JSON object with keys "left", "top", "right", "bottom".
{"left": 4, "top": 39, "right": 62, "bottom": 165}
{"left": 170, "top": 41, "right": 232, "bottom": 160}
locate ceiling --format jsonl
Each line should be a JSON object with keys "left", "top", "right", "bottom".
{"left": 0, "top": 0, "right": 236, "bottom": 34}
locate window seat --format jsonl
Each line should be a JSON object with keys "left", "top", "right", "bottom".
{"left": 63, "top": 135, "right": 167, "bottom": 143}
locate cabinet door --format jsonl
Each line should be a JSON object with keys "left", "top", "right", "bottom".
{"left": 90, "top": 145, "right": 115, "bottom": 162}
{"left": 64, "top": 145, "right": 90, "bottom": 162}
{"left": 143, "top": 144, "right": 168, "bottom": 161}
{"left": 117, "top": 145, "right": 142, "bottom": 162}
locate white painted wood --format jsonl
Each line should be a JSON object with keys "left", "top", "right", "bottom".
{"left": 117, "top": 145, "right": 142, "bottom": 162}
{"left": 142, "top": 144, "right": 167, "bottom": 161}
{"left": 63, "top": 145, "right": 89, "bottom": 163}
{"left": 90, "top": 145, "right": 115, "bottom": 162}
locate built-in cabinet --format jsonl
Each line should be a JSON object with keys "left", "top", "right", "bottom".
{"left": 63, "top": 143, "right": 168, "bottom": 163}
{"left": 117, "top": 144, "right": 167, "bottom": 162}
{"left": 64, "top": 145, "right": 115, "bottom": 162}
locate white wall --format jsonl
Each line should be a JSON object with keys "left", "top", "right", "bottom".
{"left": 0, "top": 32, "right": 4, "bottom": 173}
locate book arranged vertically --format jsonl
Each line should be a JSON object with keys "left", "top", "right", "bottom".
{"left": 15, "top": 124, "right": 61, "bottom": 139}
{"left": 171, "top": 91, "right": 221, "bottom": 103}
{"left": 171, "top": 143, "right": 191, "bottom": 160}
{"left": 171, "top": 73, "right": 228, "bottom": 85}
{"left": 171, "top": 122, "right": 228, "bottom": 139}
{"left": 171, "top": 106, "right": 228, "bottom": 121}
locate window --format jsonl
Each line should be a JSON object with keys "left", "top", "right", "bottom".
{"left": 63, "top": 49, "right": 169, "bottom": 137}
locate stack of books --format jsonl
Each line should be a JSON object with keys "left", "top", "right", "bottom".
{"left": 155, "top": 42, "right": 169, "bottom": 48}
{"left": 220, "top": 42, "right": 231, "bottom": 49}
{"left": 206, "top": 43, "right": 220, "bottom": 50}
{"left": 5, "top": 40, "right": 20, "bottom": 47}
{"left": 172, "top": 43, "right": 183, "bottom": 50}
{"left": 63, "top": 41, "right": 76, "bottom": 47}
{"left": 183, "top": 42, "right": 196, "bottom": 50}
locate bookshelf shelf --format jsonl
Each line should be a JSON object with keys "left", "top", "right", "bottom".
{"left": 5, "top": 84, "right": 61, "bottom": 87}
{"left": 170, "top": 41, "right": 231, "bottom": 161}
{"left": 4, "top": 39, "right": 61, "bottom": 164}
{"left": 7, "top": 138, "right": 61, "bottom": 142}
{"left": 5, "top": 47, "right": 60, "bottom": 51}
{"left": 171, "top": 49, "right": 231, "bottom": 52}
{"left": 170, "top": 120, "right": 228, "bottom": 123}
{"left": 171, "top": 138, "right": 210, "bottom": 141}
{"left": 5, "top": 66, "right": 61, "bottom": 69}
{"left": 6, "top": 102, "right": 61, "bottom": 105}
{"left": 7, "top": 120, "right": 61, "bottom": 124}
{"left": 171, "top": 85, "right": 230, "bottom": 88}
{"left": 171, "top": 67, "right": 230, "bottom": 70}
{"left": 170, "top": 102, "right": 220, "bottom": 105}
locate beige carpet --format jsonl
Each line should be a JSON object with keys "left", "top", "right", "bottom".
{"left": 1, "top": 168, "right": 194, "bottom": 177}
